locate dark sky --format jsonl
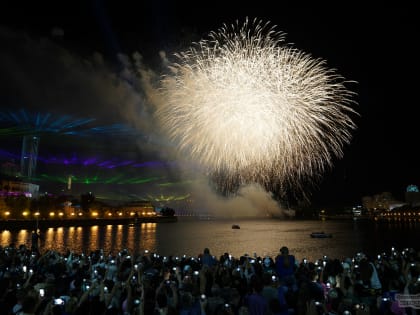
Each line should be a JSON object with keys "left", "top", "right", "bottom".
{"left": 0, "top": 1, "right": 418, "bottom": 207}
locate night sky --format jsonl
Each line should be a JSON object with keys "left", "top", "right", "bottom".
{"left": 0, "top": 1, "right": 418, "bottom": 208}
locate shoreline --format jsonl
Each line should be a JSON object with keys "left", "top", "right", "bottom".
{"left": 0, "top": 215, "right": 178, "bottom": 231}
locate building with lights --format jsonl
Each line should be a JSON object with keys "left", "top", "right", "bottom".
{"left": 120, "top": 200, "right": 156, "bottom": 216}
{"left": 405, "top": 184, "right": 420, "bottom": 206}
{"left": 1, "top": 179, "right": 39, "bottom": 198}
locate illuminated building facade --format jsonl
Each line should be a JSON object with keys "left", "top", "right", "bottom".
{"left": 0, "top": 179, "right": 39, "bottom": 198}
{"left": 405, "top": 184, "right": 420, "bottom": 206}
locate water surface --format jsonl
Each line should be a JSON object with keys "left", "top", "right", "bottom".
{"left": 1, "top": 218, "right": 418, "bottom": 261}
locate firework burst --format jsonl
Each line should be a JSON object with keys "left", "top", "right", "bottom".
{"left": 157, "top": 18, "right": 358, "bottom": 198}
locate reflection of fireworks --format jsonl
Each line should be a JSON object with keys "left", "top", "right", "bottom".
{"left": 158, "top": 18, "right": 358, "bottom": 197}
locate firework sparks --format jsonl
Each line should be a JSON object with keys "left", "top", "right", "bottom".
{"left": 157, "top": 18, "right": 358, "bottom": 198}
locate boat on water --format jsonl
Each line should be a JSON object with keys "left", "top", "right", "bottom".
{"left": 231, "top": 224, "right": 241, "bottom": 229}
{"left": 310, "top": 231, "right": 332, "bottom": 238}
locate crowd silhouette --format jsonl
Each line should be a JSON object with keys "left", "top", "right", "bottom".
{"left": 0, "top": 243, "right": 419, "bottom": 315}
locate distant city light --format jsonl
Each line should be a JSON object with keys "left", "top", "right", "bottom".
{"left": 406, "top": 184, "right": 419, "bottom": 193}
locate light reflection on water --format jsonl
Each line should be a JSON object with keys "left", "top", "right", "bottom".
{"left": 1, "top": 218, "right": 419, "bottom": 261}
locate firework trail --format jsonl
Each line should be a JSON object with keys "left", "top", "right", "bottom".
{"left": 157, "top": 18, "right": 358, "bottom": 198}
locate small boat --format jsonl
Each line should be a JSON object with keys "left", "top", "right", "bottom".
{"left": 232, "top": 224, "right": 241, "bottom": 229}
{"left": 310, "top": 231, "right": 332, "bottom": 238}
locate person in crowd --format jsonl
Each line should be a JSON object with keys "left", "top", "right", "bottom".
{"left": 262, "top": 256, "right": 275, "bottom": 275}
{"left": 244, "top": 275, "right": 268, "bottom": 315}
{"left": 201, "top": 248, "right": 218, "bottom": 269}
{"left": 178, "top": 290, "right": 204, "bottom": 315}
{"left": 261, "top": 273, "right": 278, "bottom": 303}
{"left": 31, "top": 230, "right": 41, "bottom": 253}
{"left": 355, "top": 256, "right": 382, "bottom": 314}
{"left": 18, "top": 295, "right": 38, "bottom": 315}
{"left": 295, "top": 267, "right": 325, "bottom": 315}
{"left": 337, "top": 262, "right": 356, "bottom": 311}
{"left": 325, "top": 287, "right": 344, "bottom": 315}
{"left": 261, "top": 273, "right": 288, "bottom": 315}
{"left": 275, "top": 247, "right": 296, "bottom": 291}
{"left": 11, "top": 288, "right": 26, "bottom": 314}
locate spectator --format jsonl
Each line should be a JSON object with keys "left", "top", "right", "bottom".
{"left": 262, "top": 256, "right": 275, "bottom": 275}
{"left": 202, "top": 248, "right": 217, "bottom": 269}
{"left": 19, "top": 295, "right": 38, "bottom": 315}
{"left": 31, "top": 230, "right": 41, "bottom": 253}
{"left": 244, "top": 276, "right": 268, "bottom": 315}
{"left": 275, "top": 247, "right": 296, "bottom": 290}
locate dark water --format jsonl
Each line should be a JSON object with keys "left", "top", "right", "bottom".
{"left": 1, "top": 218, "right": 419, "bottom": 261}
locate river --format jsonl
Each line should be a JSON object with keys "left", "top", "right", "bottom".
{"left": 1, "top": 217, "right": 419, "bottom": 261}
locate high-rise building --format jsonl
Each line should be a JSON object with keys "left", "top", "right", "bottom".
{"left": 20, "top": 135, "right": 40, "bottom": 179}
